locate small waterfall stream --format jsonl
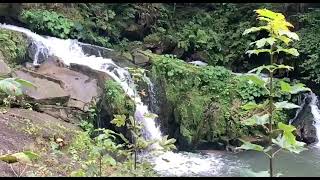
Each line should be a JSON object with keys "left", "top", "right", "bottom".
{"left": 4, "top": 23, "right": 320, "bottom": 177}
{"left": 0, "top": 24, "right": 227, "bottom": 176}
{"left": 309, "top": 93, "right": 320, "bottom": 147}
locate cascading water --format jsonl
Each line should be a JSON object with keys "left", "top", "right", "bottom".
{"left": 308, "top": 93, "right": 320, "bottom": 147}
{"left": 0, "top": 24, "right": 162, "bottom": 144}
{"left": 0, "top": 24, "right": 227, "bottom": 176}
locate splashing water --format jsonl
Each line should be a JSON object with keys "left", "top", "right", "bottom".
{"left": 0, "top": 23, "right": 162, "bottom": 143}
{"left": 309, "top": 93, "right": 320, "bottom": 147}
{"left": 0, "top": 24, "right": 230, "bottom": 176}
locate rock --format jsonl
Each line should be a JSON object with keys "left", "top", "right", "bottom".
{"left": 172, "top": 46, "right": 185, "bottom": 58}
{"left": 78, "top": 41, "right": 114, "bottom": 58}
{"left": 13, "top": 69, "right": 70, "bottom": 105}
{"left": 0, "top": 51, "right": 11, "bottom": 76}
{"left": 189, "top": 51, "right": 209, "bottom": 63}
{"left": 133, "top": 51, "right": 150, "bottom": 65}
{"left": 0, "top": 108, "right": 80, "bottom": 176}
{"left": 69, "top": 63, "right": 112, "bottom": 90}
{"left": 292, "top": 93, "right": 318, "bottom": 144}
{"left": 36, "top": 60, "right": 101, "bottom": 111}
{"left": 27, "top": 40, "right": 49, "bottom": 65}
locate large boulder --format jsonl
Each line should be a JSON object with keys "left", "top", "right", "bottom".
{"left": 13, "top": 69, "right": 70, "bottom": 105}
{"left": 35, "top": 59, "right": 101, "bottom": 111}
{"left": 292, "top": 93, "right": 318, "bottom": 144}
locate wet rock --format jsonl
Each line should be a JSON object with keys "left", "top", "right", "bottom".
{"left": 36, "top": 60, "right": 100, "bottom": 111}
{"left": 27, "top": 40, "right": 49, "bottom": 65}
{"left": 13, "top": 69, "right": 70, "bottom": 105}
{"left": 133, "top": 51, "right": 150, "bottom": 65}
{"left": 292, "top": 94, "right": 317, "bottom": 144}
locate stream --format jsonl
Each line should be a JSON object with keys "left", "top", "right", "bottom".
{"left": 1, "top": 23, "right": 320, "bottom": 177}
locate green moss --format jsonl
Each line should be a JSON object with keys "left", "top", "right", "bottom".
{"left": 149, "top": 53, "right": 245, "bottom": 145}
{"left": 0, "top": 29, "right": 27, "bottom": 66}
{"left": 105, "top": 80, "right": 135, "bottom": 116}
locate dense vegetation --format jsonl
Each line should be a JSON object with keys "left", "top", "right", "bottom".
{"left": 0, "top": 3, "right": 320, "bottom": 177}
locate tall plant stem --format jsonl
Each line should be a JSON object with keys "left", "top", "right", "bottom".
{"left": 269, "top": 45, "right": 275, "bottom": 177}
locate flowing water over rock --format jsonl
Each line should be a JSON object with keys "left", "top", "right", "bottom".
{"left": 309, "top": 93, "right": 320, "bottom": 146}
{"left": 3, "top": 24, "right": 320, "bottom": 177}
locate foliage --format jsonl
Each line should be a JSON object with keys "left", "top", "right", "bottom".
{"left": 294, "top": 9, "right": 320, "bottom": 84}
{"left": 238, "top": 9, "right": 308, "bottom": 177}
{"left": 147, "top": 52, "right": 247, "bottom": 146}
{"left": 21, "top": 9, "right": 74, "bottom": 39}
{"left": 0, "top": 29, "right": 27, "bottom": 65}
{"left": 104, "top": 80, "right": 135, "bottom": 116}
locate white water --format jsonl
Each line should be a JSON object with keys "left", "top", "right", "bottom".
{"left": 309, "top": 93, "right": 320, "bottom": 147}
{"left": 0, "top": 24, "right": 162, "bottom": 143}
{"left": 0, "top": 24, "right": 228, "bottom": 176}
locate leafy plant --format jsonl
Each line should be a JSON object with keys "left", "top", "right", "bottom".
{"left": 237, "top": 9, "right": 309, "bottom": 177}
{"left": 21, "top": 9, "right": 74, "bottom": 39}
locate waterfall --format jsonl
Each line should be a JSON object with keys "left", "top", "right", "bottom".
{"left": 0, "top": 24, "right": 227, "bottom": 176}
{"left": 0, "top": 24, "right": 162, "bottom": 145}
{"left": 309, "top": 93, "right": 320, "bottom": 147}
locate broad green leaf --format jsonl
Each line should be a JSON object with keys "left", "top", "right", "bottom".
{"left": 0, "top": 78, "right": 23, "bottom": 96}
{"left": 14, "top": 78, "right": 37, "bottom": 89}
{"left": 243, "top": 26, "right": 269, "bottom": 35}
{"left": 244, "top": 75, "right": 265, "bottom": 87}
{"left": 237, "top": 140, "right": 264, "bottom": 152}
{"left": 276, "top": 47, "right": 299, "bottom": 57}
{"left": 0, "top": 151, "right": 39, "bottom": 164}
{"left": 242, "top": 114, "right": 270, "bottom": 126}
{"left": 246, "top": 49, "right": 271, "bottom": 57}
{"left": 279, "top": 30, "right": 299, "bottom": 41}
{"left": 240, "top": 169, "right": 269, "bottom": 177}
{"left": 255, "top": 9, "right": 285, "bottom": 20}
{"left": 274, "top": 101, "right": 300, "bottom": 110}
{"left": 275, "top": 64, "right": 294, "bottom": 71}
{"left": 241, "top": 102, "right": 264, "bottom": 111}
{"left": 273, "top": 122, "right": 307, "bottom": 154}
{"left": 111, "top": 114, "right": 126, "bottom": 127}
{"left": 278, "top": 35, "right": 292, "bottom": 45}
{"left": 280, "top": 81, "right": 311, "bottom": 94}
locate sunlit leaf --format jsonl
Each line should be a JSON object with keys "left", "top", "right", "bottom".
{"left": 111, "top": 114, "right": 126, "bottom": 127}
{"left": 244, "top": 75, "right": 265, "bottom": 87}
{"left": 274, "top": 101, "right": 300, "bottom": 110}
{"left": 237, "top": 140, "right": 264, "bottom": 152}
{"left": 242, "top": 114, "right": 270, "bottom": 126}
{"left": 241, "top": 102, "right": 264, "bottom": 111}
{"left": 0, "top": 151, "right": 39, "bottom": 164}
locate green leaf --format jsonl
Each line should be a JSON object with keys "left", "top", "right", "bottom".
{"left": 0, "top": 78, "right": 23, "bottom": 96}
{"left": 111, "top": 114, "right": 126, "bottom": 127}
{"left": 237, "top": 140, "right": 264, "bottom": 152}
{"left": 274, "top": 101, "right": 300, "bottom": 110}
{"left": 273, "top": 122, "right": 307, "bottom": 154}
{"left": 243, "top": 26, "right": 269, "bottom": 35}
{"left": 280, "top": 81, "right": 311, "bottom": 94}
{"left": 279, "top": 30, "right": 299, "bottom": 41}
{"left": 240, "top": 169, "right": 269, "bottom": 177}
{"left": 276, "top": 47, "right": 299, "bottom": 57}
{"left": 246, "top": 49, "right": 271, "bottom": 57}
{"left": 242, "top": 114, "right": 270, "bottom": 126}
{"left": 14, "top": 78, "right": 37, "bottom": 89}
{"left": 244, "top": 75, "right": 265, "bottom": 87}
{"left": 241, "top": 102, "right": 264, "bottom": 111}
{"left": 0, "top": 151, "right": 39, "bottom": 164}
